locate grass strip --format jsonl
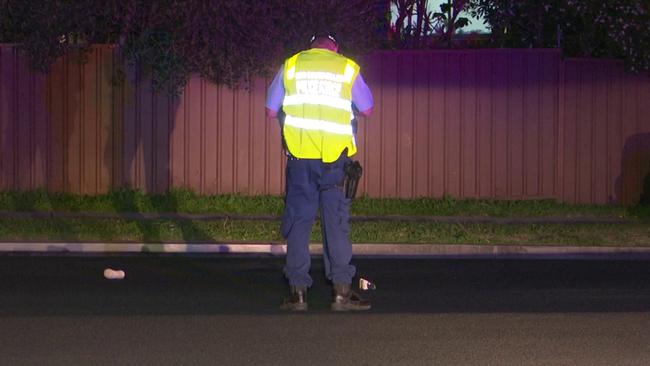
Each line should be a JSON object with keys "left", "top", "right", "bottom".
{"left": 0, "top": 189, "right": 648, "bottom": 218}
{"left": 1, "top": 218, "right": 648, "bottom": 246}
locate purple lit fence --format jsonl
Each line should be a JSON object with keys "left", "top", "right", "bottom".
{"left": 1, "top": 45, "right": 649, "bottom": 204}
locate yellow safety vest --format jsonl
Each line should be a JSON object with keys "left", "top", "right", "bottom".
{"left": 282, "top": 48, "right": 360, "bottom": 163}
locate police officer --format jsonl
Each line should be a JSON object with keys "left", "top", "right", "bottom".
{"left": 266, "top": 33, "right": 374, "bottom": 311}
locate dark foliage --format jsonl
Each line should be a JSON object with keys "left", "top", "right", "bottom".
{"left": 389, "top": 0, "right": 481, "bottom": 49}
{"left": 0, "top": 0, "right": 124, "bottom": 71}
{"left": 469, "top": 0, "right": 650, "bottom": 73}
{"left": 0, "top": 0, "right": 386, "bottom": 93}
{"left": 3, "top": 0, "right": 648, "bottom": 92}
{"left": 387, "top": 1, "right": 650, "bottom": 73}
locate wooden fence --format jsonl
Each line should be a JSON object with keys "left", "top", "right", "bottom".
{"left": 1, "top": 45, "right": 649, "bottom": 204}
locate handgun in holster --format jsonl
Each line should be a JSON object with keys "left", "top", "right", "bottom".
{"left": 344, "top": 160, "right": 363, "bottom": 199}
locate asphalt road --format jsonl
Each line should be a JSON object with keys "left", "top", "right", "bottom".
{"left": 2, "top": 254, "right": 650, "bottom": 365}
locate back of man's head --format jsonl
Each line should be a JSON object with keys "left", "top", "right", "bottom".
{"left": 310, "top": 33, "right": 338, "bottom": 52}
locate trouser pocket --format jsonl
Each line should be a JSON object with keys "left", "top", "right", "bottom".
{"left": 338, "top": 196, "right": 352, "bottom": 235}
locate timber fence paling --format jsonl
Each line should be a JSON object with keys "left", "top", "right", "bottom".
{"left": 2, "top": 46, "right": 649, "bottom": 204}
{"left": 0, "top": 210, "right": 635, "bottom": 225}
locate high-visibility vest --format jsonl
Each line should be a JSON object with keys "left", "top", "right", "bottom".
{"left": 282, "top": 48, "right": 360, "bottom": 163}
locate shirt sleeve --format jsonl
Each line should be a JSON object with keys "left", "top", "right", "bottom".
{"left": 265, "top": 65, "right": 285, "bottom": 112}
{"left": 351, "top": 73, "right": 374, "bottom": 112}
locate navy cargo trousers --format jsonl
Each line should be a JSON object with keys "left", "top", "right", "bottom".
{"left": 281, "top": 153, "right": 356, "bottom": 288}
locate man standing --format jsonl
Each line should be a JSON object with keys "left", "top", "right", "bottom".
{"left": 266, "top": 33, "right": 374, "bottom": 311}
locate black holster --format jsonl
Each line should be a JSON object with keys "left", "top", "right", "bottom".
{"left": 343, "top": 160, "right": 363, "bottom": 199}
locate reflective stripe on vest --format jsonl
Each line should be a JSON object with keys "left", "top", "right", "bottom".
{"left": 284, "top": 115, "right": 354, "bottom": 136}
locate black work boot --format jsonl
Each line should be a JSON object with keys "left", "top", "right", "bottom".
{"left": 331, "top": 283, "right": 371, "bottom": 311}
{"left": 281, "top": 286, "right": 308, "bottom": 311}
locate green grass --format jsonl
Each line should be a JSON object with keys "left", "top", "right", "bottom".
{"left": 0, "top": 218, "right": 648, "bottom": 246}
{"left": 0, "top": 189, "right": 285, "bottom": 215}
{"left": 0, "top": 188, "right": 645, "bottom": 218}
{"left": 352, "top": 195, "right": 635, "bottom": 217}
{"left": 0, "top": 189, "right": 647, "bottom": 245}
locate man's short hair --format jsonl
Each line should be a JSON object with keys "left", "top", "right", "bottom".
{"left": 310, "top": 33, "right": 338, "bottom": 48}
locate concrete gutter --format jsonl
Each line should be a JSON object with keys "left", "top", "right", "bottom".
{"left": 2, "top": 241, "right": 650, "bottom": 260}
